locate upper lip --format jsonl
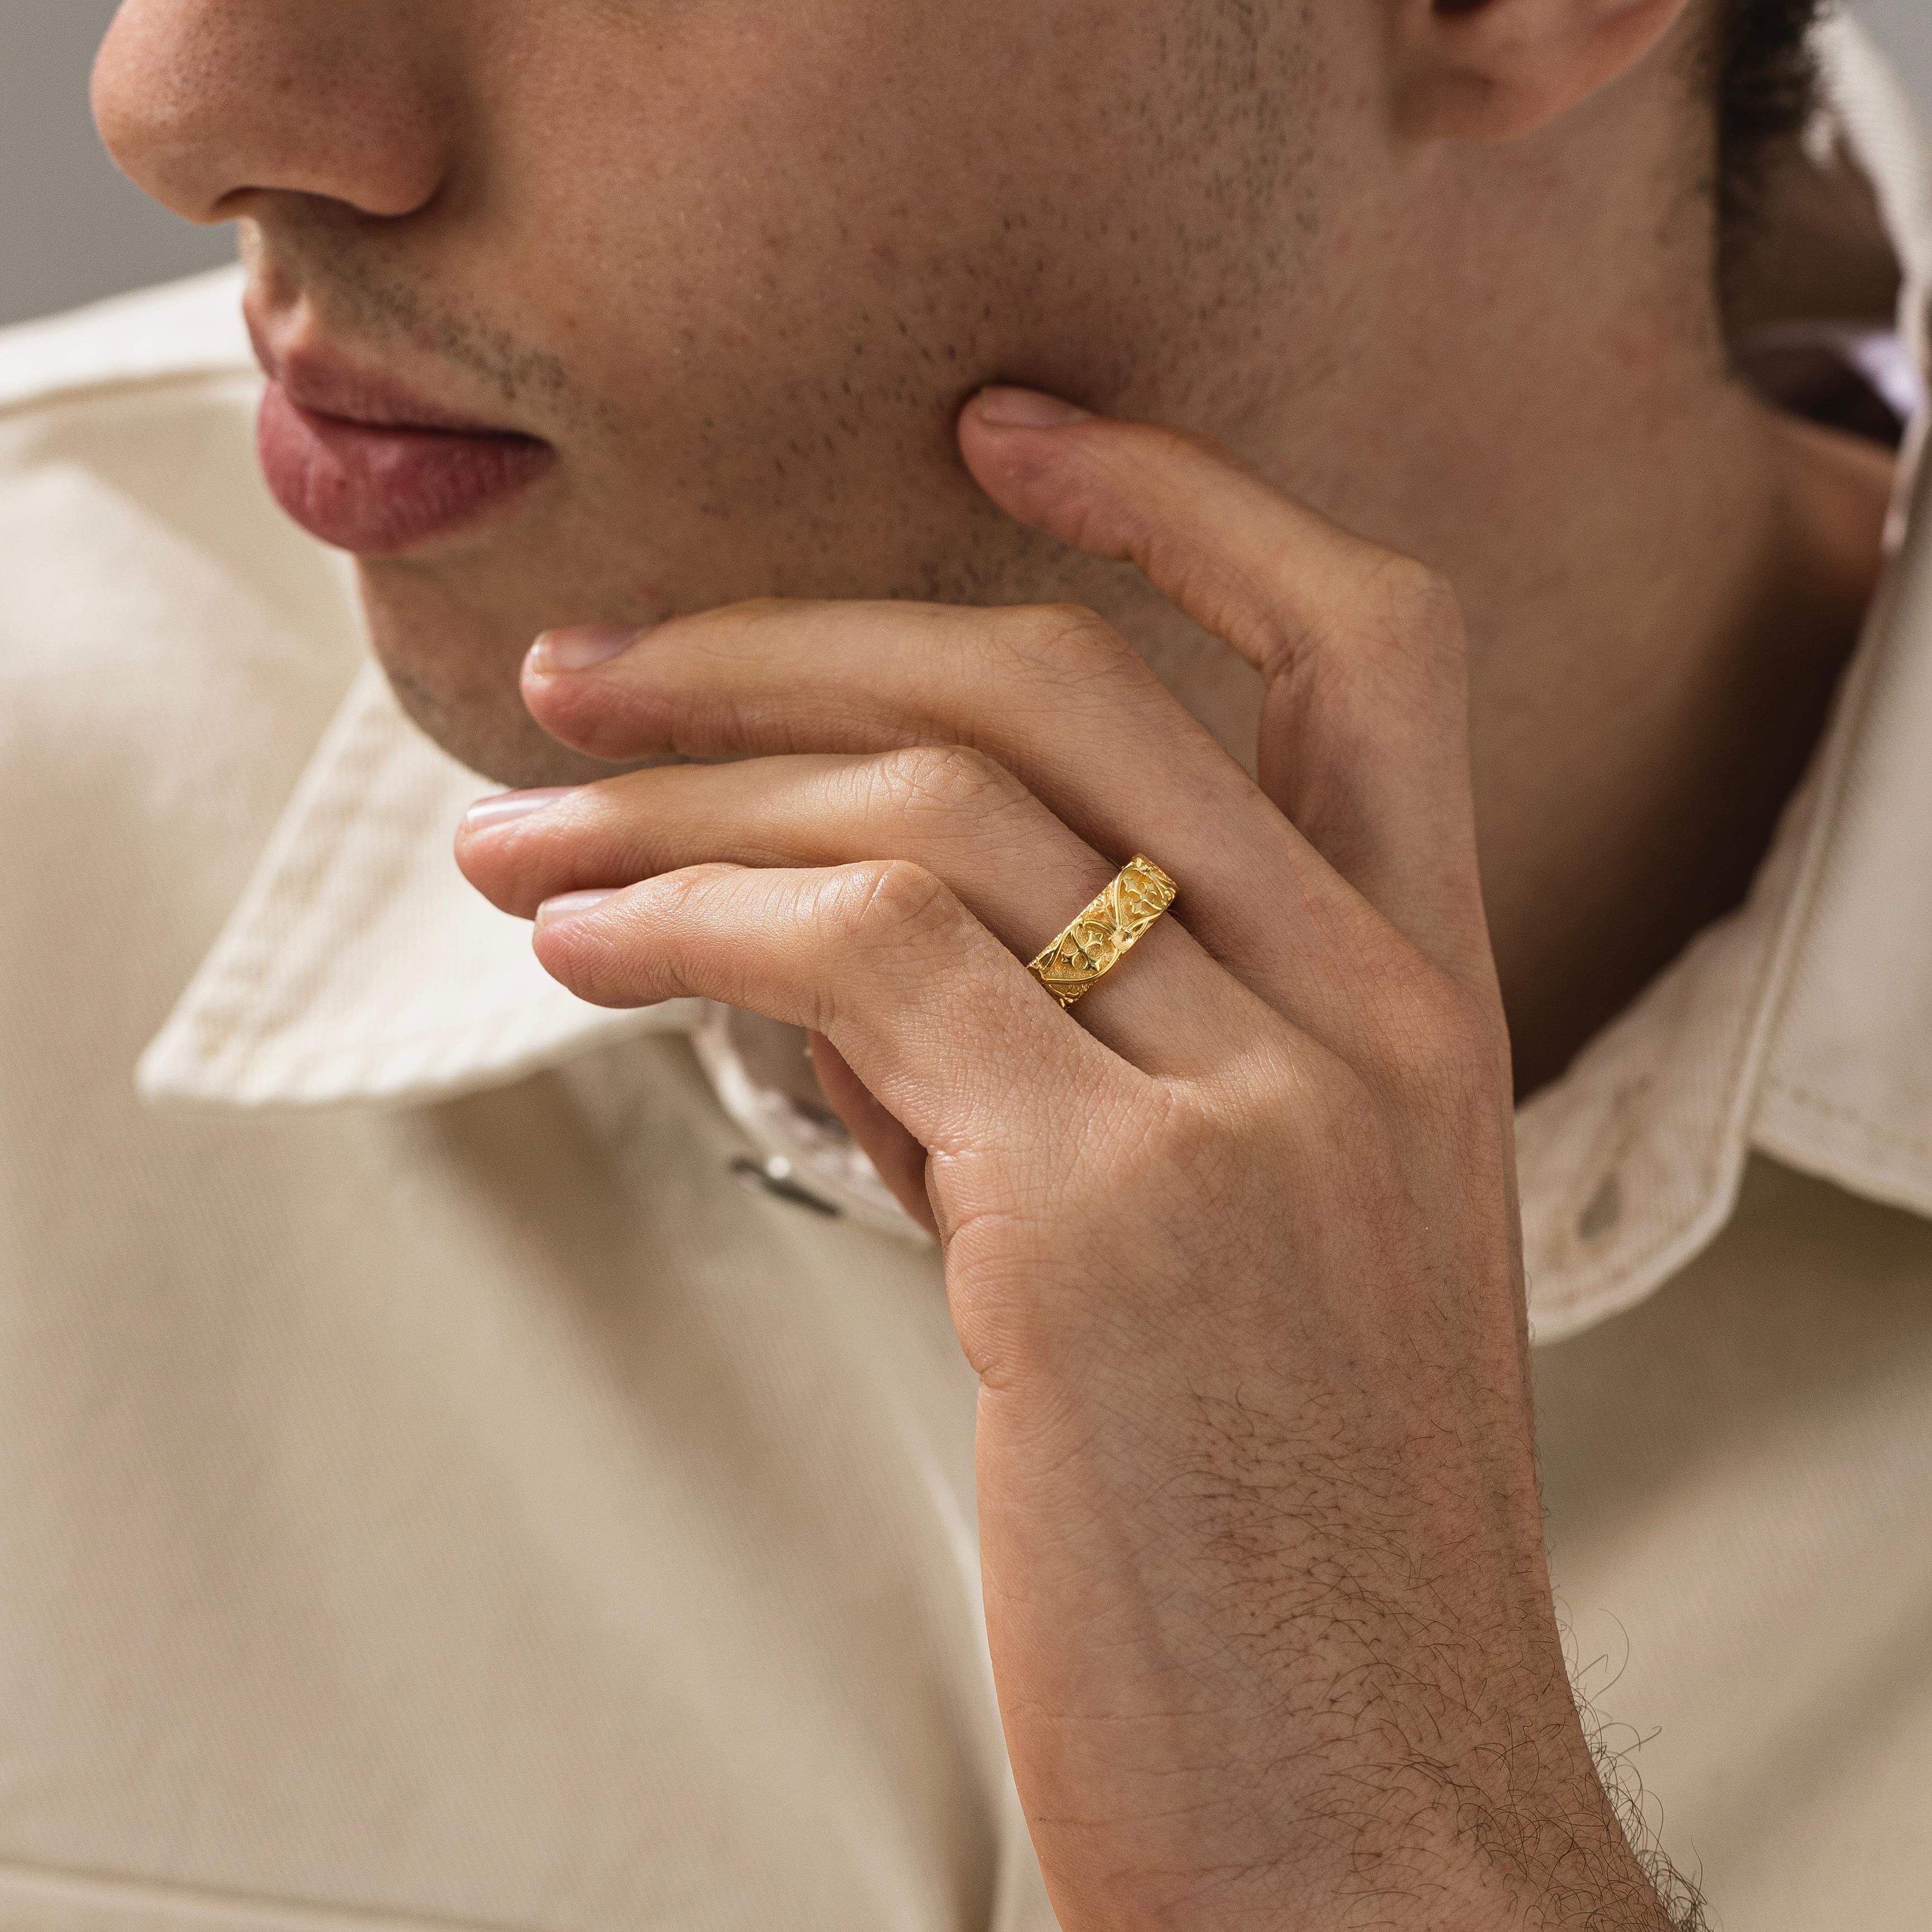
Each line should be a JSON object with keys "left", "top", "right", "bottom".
{"left": 249, "top": 319, "right": 539, "bottom": 440}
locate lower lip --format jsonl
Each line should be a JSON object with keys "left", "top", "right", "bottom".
{"left": 256, "top": 381, "right": 554, "bottom": 555}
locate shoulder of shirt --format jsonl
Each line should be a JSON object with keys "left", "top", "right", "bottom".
{"left": 0, "top": 265, "right": 251, "bottom": 421}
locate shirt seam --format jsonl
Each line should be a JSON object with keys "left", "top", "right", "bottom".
{"left": 161, "top": 997, "right": 654, "bottom": 1060}
{"left": 1761, "top": 1073, "right": 1932, "bottom": 1158}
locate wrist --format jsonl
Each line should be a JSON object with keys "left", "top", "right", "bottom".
{"left": 1273, "top": 1720, "right": 1686, "bottom": 1932}
{"left": 1035, "top": 1687, "right": 1687, "bottom": 1932}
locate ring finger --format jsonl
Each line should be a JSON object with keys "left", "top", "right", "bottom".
{"left": 454, "top": 745, "right": 1259, "bottom": 1076}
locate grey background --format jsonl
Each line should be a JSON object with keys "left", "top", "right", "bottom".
{"left": 3, "top": 0, "right": 1931, "bottom": 332}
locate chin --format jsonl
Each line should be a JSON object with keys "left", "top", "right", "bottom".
{"left": 356, "top": 561, "right": 636, "bottom": 790}
{"left": 342, "top": 434, "right": 1073, "bottom": 791}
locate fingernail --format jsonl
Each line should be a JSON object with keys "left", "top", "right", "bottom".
{"left": 529, "top": 625, "right": 636, "bottom": 674}
{"left": 973, "top": 386, "right": 1091, "bottom": 429}
{"left": 535, "top": 888, "right": 618, "bottom": 929}
{"left": 461, "top": 787, "right": 573, "bottom": 834}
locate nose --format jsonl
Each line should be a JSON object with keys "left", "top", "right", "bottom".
{"left": 93, "top": 0, "right": 450, "bottom": 226}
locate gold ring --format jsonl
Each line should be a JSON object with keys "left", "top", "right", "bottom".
{"left": 1026, "top": 855, "right": 1179, "bottom": 1008}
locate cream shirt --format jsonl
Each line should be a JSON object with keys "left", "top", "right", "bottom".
{"left": 2, "top": 20, "right": 1930, "bottom": 1931}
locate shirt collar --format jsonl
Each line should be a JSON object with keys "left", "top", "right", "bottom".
{"left": 136, "top": 659, "right": 699, "bottom": 1110}
{"left": 1515, "top": 12, "right": 1932, "bottom": 1336}
{"left": 137, "top": 13, "right": 1932, "bottom": 1336}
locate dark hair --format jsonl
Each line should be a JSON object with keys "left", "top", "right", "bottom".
{"left": 1714, "top": 0, "right": 1829, "bottom": 232}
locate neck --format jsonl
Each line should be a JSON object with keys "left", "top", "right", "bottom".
{"left": 1439, "top": 383, "right": 1886, "bottom": 1096}
{"left": 1105, "top": 88, "right": 1896, "bottom": 1096}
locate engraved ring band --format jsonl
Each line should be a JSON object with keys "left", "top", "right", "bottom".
{"left": 1024, "top": 855, "right": 1179, "bottom": 1009}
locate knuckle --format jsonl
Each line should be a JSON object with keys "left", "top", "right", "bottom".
{"left": 1374, "top": 962, "right": 1501, "bottom": 1105}
{"left": 675, "top": 596, "right": 794, "bottom": 645}
{"left": 826, "top": 858, "right": 958, "bottom": 952}
{"left": 1151, "top": 1093, "right": 1247, "bottom": 1186}
{"left": 999, "top": 602, "right": 1133, "bottom": 683}
{"left": 616, "top": 866, "right": 726, "bottom": 972}
{"left": 869, "top": 742, "right": 1025, "bottom": 826}
{"left": 1192, "top": 1045, "right": 1391, "bottom": 1193}
{"left": 719, "top": 594, "right": 797, "bottom": 624}
{"left": 1149, "top": 422, "right": 1221, "bottom": 467}
{"left": 638, "top": 860, "right": 726, "bottom": 917}
{"left": 1365, "top": 555, "right": 1466, "bottom": 663}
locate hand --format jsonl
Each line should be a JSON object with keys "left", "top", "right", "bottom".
{"left": 455, "top": 390, "right": 1674, "bottom": 1931}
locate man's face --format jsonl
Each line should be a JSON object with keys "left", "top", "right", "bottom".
{"left": 97, "top": 0, "right": 1376, "bottom": 784}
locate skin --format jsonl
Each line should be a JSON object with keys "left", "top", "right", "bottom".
{"left": 94, "top": 0, "right": 1895, "bottom": 1922}
{"left": 94, "top": 0, "right": 1895, "bottom": 1093}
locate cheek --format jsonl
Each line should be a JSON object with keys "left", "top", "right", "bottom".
{"left": 470, "top": 9, "right": 1173, "bottom": 577}
{"left": 359, "top": 0, "right": 1330, "bottom": 782}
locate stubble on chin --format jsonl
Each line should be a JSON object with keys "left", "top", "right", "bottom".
{"left": 358, "top": 568, "right": 625, "bottom": 789}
